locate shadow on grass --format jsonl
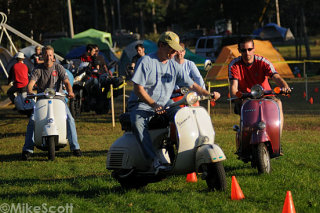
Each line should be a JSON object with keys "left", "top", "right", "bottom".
{"left": 0, "top": 132, "right": 26, "bottom": 139}
{"left": 0, "top": 150, "right": 108, "bottom": 162}
{"left": 0, "top": 174, "right": 130, "bottom": 199}
{"left": 224, "top": 164, "right": 259, "bottom": 177}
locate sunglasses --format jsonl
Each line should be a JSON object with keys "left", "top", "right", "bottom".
{"left": 240, "top": 48, "right": 254, "bottom": 53}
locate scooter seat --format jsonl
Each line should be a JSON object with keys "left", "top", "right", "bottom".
{"left": 119, "top": 112, "right": 169, "bottom": 131}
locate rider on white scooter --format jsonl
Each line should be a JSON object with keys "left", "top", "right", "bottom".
{"left": 127, "top": 31, "right": 220, "bottom": 173}
{"left": 21, "top": 46, "right": 82, "bottom": 160}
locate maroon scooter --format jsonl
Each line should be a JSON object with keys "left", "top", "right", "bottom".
{"left": 232, "top": 84, "right": 290, "bottom": 174}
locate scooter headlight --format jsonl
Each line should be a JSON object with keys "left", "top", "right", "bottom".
{"left": 186, "top": 92, "right": 198, "bottom": 105}
{"left": 257, "top": 121, "right": 266, "bottom": 130}
{"left": 250, "top": 84, "right": 264, "bottom": 99}
{"left": 44, "top": 88, "right": 56, "bottom": 98}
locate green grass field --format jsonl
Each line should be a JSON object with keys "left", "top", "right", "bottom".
{"left": 0, "top": 80, "right": 320, "bottom": 212}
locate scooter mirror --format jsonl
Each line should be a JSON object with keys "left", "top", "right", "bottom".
{"left": 204, "top": 59, "right": 213, "bottom": 72}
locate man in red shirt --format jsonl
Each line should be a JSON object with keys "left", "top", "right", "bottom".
{"left": 7, "top": 52, "right": 29, "bottom": 104}
{"left": 229, "top": 36, "right": 291, "bottom": 135}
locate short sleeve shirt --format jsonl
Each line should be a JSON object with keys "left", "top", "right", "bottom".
{"left": 228, "top": 55, "right": 278, "bottom": 93}
{"left": 31, "top": 63, "right": 68, "bottom": 94}
{"left": 128, "top": 52, "right": 194, "bottom": 111}
{"left": 175, "top": 59, "right": 205, "bottom": 89}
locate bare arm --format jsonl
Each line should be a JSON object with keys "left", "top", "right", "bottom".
{"left": 230, "top": 79, "right": 238, "bottom": 97}
{"left": 27, "top": 79, "right": 36, "bottom": 94}
{"left": 272, "top": 74, "right": 291, "bottom": 93}
{"left": 134, "top": 83, "right": 164, "bottom": 113}
{"left": 63, "top": 78, "right": 74, "bottom": 98}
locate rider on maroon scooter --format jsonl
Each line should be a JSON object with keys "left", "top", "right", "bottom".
{"left": 228, "top": 36, "right": 291, "bottom": 142}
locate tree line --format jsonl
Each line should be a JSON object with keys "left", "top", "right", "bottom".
{"left": 0, "top": 0, "right": 319, "bottom": 47}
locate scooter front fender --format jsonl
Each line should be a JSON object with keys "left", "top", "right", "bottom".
{"left": 250, "top": 130, "right": 270, "bottom": 145}
{"left": 196, "top": 144, "right": 226, "bottom": 172}
{"left": 42, "top": 124, "right": 59, "bottom": 137}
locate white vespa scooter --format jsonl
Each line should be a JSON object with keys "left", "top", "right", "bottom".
{"left": 106, "top": 90, "right": 227, "bottom": 191}
{"left": 28, "top": 88, "right": 68, "bottom": 160}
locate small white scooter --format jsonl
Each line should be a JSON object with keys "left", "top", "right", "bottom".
{"left": 28, "top": 88, "right": 68, "bottom": 160}
{"left": 106, "top": 90, "right": 227, "bottom": 191}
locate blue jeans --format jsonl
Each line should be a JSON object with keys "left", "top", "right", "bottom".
{"left": 23, "top": 103, "right": 80, "bottom": 153}
{"left": 130, "top": 105, "right": 179, "bottom": 160}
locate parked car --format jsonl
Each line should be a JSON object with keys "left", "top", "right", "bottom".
{"left": 195, "top": 36, "right": 223, "bottom": 61}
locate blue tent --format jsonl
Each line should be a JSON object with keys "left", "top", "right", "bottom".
{"left": 253, "top": 23, "right": 294, "bottom": 41}
{"left": 118, "top": 40, "right": 157, "bottom": 76}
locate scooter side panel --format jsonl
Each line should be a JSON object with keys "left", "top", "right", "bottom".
{"left": 241, "top": 99, "right": 280, "bottom": 155}
{"left": 107, "top": 129, "right": 167, "bottom": 171}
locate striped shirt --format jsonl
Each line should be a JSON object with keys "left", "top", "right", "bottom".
{"left": 228, "top": 55, "right": 278, "bottom": 93}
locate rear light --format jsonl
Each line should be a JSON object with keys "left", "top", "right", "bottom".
{"left": 25, "top": 100, "right": 30, "bottom": 104}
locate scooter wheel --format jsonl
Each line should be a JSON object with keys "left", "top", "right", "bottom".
{"left": 256, "top": 143, "right": 271, "bottom": 174}
{"left": 205, "top": 162, "right": 227, "bottom": 191}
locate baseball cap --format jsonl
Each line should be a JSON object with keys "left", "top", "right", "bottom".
{"left": 159, "top": 31, "right": 183, "bottom": 51}
{"left": 16, "top": 52, "right": 25, "bottom": 59}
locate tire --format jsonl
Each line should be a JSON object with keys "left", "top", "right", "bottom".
{"left": 256, "top": 143, "right": 271, "bottom": 174}
{"left": 47, "top": 136, "right": 55, "bottom": 161}
{"left": 205, "top": 162, "right": 227, "bottom": 191}
{"left": 113, "top": 170, "right": 148, "bottom": 190}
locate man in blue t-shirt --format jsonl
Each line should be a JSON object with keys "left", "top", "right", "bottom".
{"left": 128, "top": 31, "right": 220, "bottom": 173}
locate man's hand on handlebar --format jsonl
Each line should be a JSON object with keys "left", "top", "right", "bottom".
{"left": 68, "top": 91, "right": 75, "bottom": 99}
{"left": 151, "top": 103, "right": 166, "bottom": 114}
{"left": 281, "top": 87, "right": 292, "bottom": 95}
{"left": 211, "top": 91, "right": 221, "bottom": 101}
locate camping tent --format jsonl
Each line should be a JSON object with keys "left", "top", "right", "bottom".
{"left": 205, "top": 40, "right": 294, "bottom": 80}
{"left": 253, "top": 23, "right": 294, "bottom": 41}
{"left": 73, "top": 28, "right": 113, "bottom": 47}
{"left": 51, "top": 36, "right": 118, "bottom": 63}
{"left": 118, "top": 40, "right": 158, "bottom": 76}
{"left": 118, "top": 40, "right": 207, "bottom": 76}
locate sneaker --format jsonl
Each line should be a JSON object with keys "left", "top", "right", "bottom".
{"left": 21, "top": 151, "right": 31, "bottom": 160}
{"left": 72, "top": 149, "right": 82, "bottom": 157}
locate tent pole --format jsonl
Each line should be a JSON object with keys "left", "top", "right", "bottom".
{"left": 228, "top": 78, "right": 232, "bottom": 114}
{"left": 304, "top": 61, "right": 308, "bottom": 101}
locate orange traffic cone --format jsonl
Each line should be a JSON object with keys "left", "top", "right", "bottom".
{"left": 227, "top": 92, "right": 231, "bottom": 98}
{"left": 303, "top": 91, "right": 306, "bottom": 98}
{"left": 282, "top": 191, "right": 296, "bottom": 213}
{"left": 186, "top": 172, "right": 197, "bottom": 183}
{"left": 231, "top": 176, "right": 245, "bottom": 200}
{"left": 309, "top": 97, "right": 314, "bottom": 104}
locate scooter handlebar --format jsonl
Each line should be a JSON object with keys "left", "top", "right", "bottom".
{"left": 27, "top": 92, "right": 66, "bottom": 99}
